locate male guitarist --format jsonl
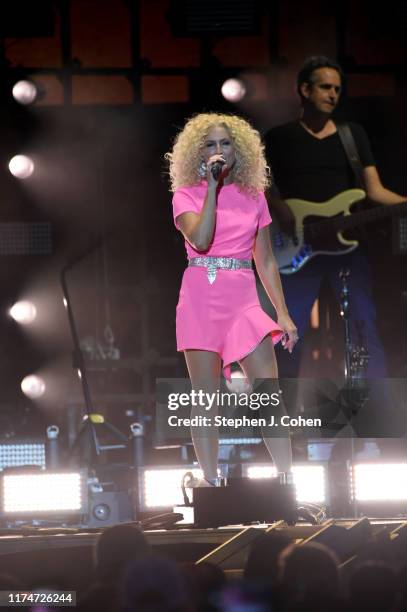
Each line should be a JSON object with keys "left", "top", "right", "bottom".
{"left": 264, "top": 56, "right": 406, "bottom": 411}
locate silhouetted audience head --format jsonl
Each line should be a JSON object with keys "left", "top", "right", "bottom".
{"left": 0, "top": 574, "right": 23, "bottom": 589}
{"left": 278, "top": 541, "right": 340, "bottom": 607}
{"left": 398, "top": 563, "right": 407, "bottom": 610}
{"left": 120, "top": 554, "right": 191, "bottom": 612}
{"left": 349, "top": 561, "right": 398, "bottom": 611}
{"left": 218, "top": 582, "right": 274, "bottom": 612}
{"left": 244, "top": 532, "right": 291, "bottom": 586}
{"left": 183, "top": 561, "right": 226, "bottom": 610}
{"left": 0, "top": 574, "right": 24, "bottom": 612}
{"left": 95, "top": 523, "right": 150, "bottom": 582}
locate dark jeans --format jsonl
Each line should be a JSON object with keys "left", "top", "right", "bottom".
{"left": 259, "top": 250, "right": 397, "bottom": 436}
{"left": 275, "top": 249, "right": 387, "bottom": 379}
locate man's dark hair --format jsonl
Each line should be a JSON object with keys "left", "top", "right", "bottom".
{"left": 296, "top": 55, "right": 344, "bottom": 98}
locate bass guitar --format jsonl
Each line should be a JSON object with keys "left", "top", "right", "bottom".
{"left": 271, "top": 189, "right": 407, "bottom": 274}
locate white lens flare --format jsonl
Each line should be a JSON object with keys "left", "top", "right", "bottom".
{"left": 21, "top": 375, "right": 46, "bottom": 399}
{"left": 221, "top": 78, "right": 246, "bottom": 102}
{"left": 9, "top": 301, "right": 37, "bottom": 325}
{"left": 12, "top": 80, "right": 38, "bottom": 105}
{"left": 9, "top": 155, "right": 35, "bottom": 179}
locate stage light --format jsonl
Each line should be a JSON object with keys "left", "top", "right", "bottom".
{"left": 1, "top": 472, "right": 85, "bottom": 514}
{"left": 353, "top": 463, "right": 407, "bottom": 501}
{"left": 220, "top": 437, "right": 262, "bottom": 445}
{"left": 142, "top": 467, "right": 203, "bottom": 509}
{"left": 9, "top": 301, "right": 37, "bottom": 325}
{"left": 225, "top": 369, "right": 252, "bottom": 393}
{"left": 221, "top": 78, "right": 246, "bottom": 102}
{"left": 245, "top": 464, "right": 326, "bottom": 503}
{"left": 21, "top": 375, "right": 46, "bottom": 399}
{"left": 246, "top": 465, "right": 277, "bottom": 479}
{"left": 12, "top": 80, "right": 38, "bottom": 105}
{"left": 0, "top": 222, "right": 52, "bottom": 256}
{"left": 8, "top": 155, "right": 34, "bottom": 179}
{"left": 292, "top": 465, "right": 326, "bottom": 504}
{"left": 141, "top": 464, "right": 326, "bottom": 510}
{"left": 0, "top": 442, "right": 45, "bottom": 470}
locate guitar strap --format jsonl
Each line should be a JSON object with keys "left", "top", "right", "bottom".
{"left": 336, "top": 123, "right": 364, "bottom": 189}
{"left": 336, "top": 122, "right": 368, "bottom": 243}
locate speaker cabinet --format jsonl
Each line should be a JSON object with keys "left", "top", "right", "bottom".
{"left": 86, "top": 491, "right": 134, "bottom": 527}
{"left": 193, "top": 478, "right": 296, "bottom": 527}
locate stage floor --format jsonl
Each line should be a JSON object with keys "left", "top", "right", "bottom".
{"left": 0, "top": 517, "right": 405, "bottom": 556}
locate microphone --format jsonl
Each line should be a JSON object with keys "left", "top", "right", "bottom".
{"left": 211, "top": 160, "right": 225, "bottom": 180}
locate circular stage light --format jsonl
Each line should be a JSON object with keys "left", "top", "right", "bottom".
{"left": 8, "top": 155, "right": 35, "bottom": 179}
{"left": 12, "top": 80, "right": 38, "bottom": 105}
{"left": 221, "top": 78, "right": 246, "bottom": 102}
{"left": 21, "top": 375, "right": 46, "bottom": 399}
{"left": 9, "top": 301, "right": 37, "bottom": 325}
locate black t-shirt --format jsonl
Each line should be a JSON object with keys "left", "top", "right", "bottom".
{"left": 264, "top": 120, "right": 375, "bottom": 202}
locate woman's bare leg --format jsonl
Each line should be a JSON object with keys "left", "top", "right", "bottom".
{"left": 239, "top": 336, "right": 292, "bottom": 473}
{"left": 184, "top": 349, "right": 221, "bottom": 481}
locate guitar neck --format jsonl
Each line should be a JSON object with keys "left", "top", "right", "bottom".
{"left": 309, "top": 200, "right": 407, "bottom": 236}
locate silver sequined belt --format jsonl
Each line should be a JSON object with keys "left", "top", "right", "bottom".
{"left": 188, "top": 256, "right": 252, "bottom": 284}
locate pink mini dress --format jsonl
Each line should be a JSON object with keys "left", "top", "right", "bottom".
{"left": 172, "top": 181, "right": 283, "bottom": 379}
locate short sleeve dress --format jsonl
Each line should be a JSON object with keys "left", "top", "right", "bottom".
{"left": 172, "top": 181, "right": 283, "bottom": 378}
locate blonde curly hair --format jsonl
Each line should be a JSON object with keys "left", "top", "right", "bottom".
{"left": 165, "top": 113, "right": 270, "bottom": 196}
